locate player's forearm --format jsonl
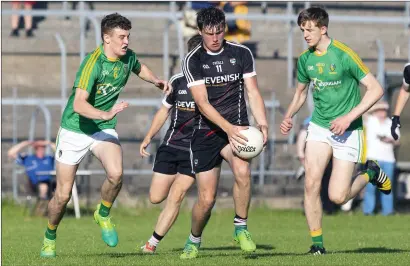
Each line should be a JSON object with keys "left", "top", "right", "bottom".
{"left": 137, "top": 64, "right": 160, "bottom": 86}
{"left": 145, "top": 107, "right": 170, "bottom": 140}
{"left": 393, "top": 85, "right": 410, "bottom": 116}
{"left": 346, "top": 84, "right": 384, "bottom": 122}
{"left": 73, "top": 99, "right": 108, "bottom": 120}
{"left": 197, "top": 101, "right": 231, "bottom": 132}
{"left": 284, "top": 90, "right": 308, "bottom": 119}
{"left": 248, "top": 91, "right": 268, "bottom": 126}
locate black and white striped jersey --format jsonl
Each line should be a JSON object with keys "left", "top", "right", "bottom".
{"left": 182, "top": 40, "right": 256, "bottom": 131}
{"left": 161, "top": 73, "right": 195, "bottom": 151}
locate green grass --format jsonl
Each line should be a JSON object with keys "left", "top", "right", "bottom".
{"left": 2, "top": 201, "right": 410, "bottom": 265}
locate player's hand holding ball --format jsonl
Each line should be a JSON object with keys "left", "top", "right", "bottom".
{"left": 231, "top": 126, "right": 264, "bottom": 160}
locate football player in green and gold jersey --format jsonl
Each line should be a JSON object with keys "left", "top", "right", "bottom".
{"left": 40, "top": 13, "right": 170, "bottom": 258}
{"left": 280, "top": 6, "right": 391, "bottom": 255}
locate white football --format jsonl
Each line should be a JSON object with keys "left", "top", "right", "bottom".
{"left": 233, "top": 126, "right": 264, "bottom": 159}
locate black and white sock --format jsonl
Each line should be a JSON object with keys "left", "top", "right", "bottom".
{"left": 148, "top": 231, "right": 163, "bottom": 247}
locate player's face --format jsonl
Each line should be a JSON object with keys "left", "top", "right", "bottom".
{"left": 106, "top": 28, "right": 130, "bottom": 57}
{"left": 200, "top": 24, "right": 225, "bottom": 52}
{"left": 300, "top": 21, "right": 327, "bottom": 47}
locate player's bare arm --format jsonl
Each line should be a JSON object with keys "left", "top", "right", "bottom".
{"left": 330, "top": 73, "right": 383, "bottom": 135}
{"left": 190, "top": 83, "right": 248, "bottom": 145}
{"left": 244, "top": 76, "right": 268, "bottom": 144}
{"left": 391, "top": 64, "right": 410, "bottom": 140}
{"left": 137, "top": 64, "right": 171, "bottom": 94}
{"left": 73, "top": 88, "right": 129, "bottom": 121}
{"left": 280, "top": 82, "right": 309, "bottom": 135}
{"left": 140, "top": 105, "right": 171, "bottom": 157}
{"left": 393, "top": 84, "right": 410, "bottom": 117}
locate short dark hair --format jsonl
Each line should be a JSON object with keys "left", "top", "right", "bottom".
{"left": 297, "top": 6, "right": 329, "bottom": 29}
{"left": 196, "top": 7, "right": 225, "bottom": 31}
{"left": 187, "top": 34, "right": 202, "bottom": 52}
{"left": 101, "top": 13, "right": 132, "bottom": 41}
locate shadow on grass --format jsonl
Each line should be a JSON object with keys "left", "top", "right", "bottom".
{"left": 334, "top": 247, "right": 410, "bottom": 254}
{"left": 86, "top": 252, "right": 147, "bottom": 258}
{"left": 197, "top": 244, "right": 275, "bottom": 251}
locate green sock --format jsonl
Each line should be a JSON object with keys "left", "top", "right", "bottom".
{"left": 365, "top": 169, "right": 377, "bottom": 182}
{"left": 98, "top": 200, "right": 112, "bottom": 217}
{"left": 45, "top": 222, "right": 57, "bottom": 240}
{"left": 310, "top": 229, "right": 323, "bottom": 248}
{"left": 235, "top": 225, "right": 247, "bottom": 234}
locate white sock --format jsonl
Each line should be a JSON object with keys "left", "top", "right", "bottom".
{"left": 189, "top": 233, "right": 201, "bottom": 244}
{"left": 148, "top": 235, "right": 160, "bottom": 247}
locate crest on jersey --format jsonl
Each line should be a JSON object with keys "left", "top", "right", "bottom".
{"left": 329, "top": 63, "right": 337, "bottom": 74}
{"left": 123, "top": 64, "right": 129, "bottom": 73}
{"left": 230, "top": 58, "right": 236, "bottom": 65}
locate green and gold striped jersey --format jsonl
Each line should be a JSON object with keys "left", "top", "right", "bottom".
{"left": 61, "top": 44, "right": 141, "bottom": 135}
{"left": 297, "top": 39, "right": 369, "bottom": 130}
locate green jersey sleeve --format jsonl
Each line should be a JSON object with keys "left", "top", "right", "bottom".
{"left": 74, "top": 49, "right": 101, "bottom": 93}
{"left": 297, "top": 50, "right": 310, "bottom": 84}
{"left": 343, "top": 47, "right": 369, "bottom": 81}
{"left": 130, "top": 50, "right": 142, "bottom": 75}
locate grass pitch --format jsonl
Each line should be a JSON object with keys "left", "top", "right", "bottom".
{"left": 2, "top": 200, "right": 410, "bottom": 265}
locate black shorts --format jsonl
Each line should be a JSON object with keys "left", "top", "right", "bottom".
{"left": 30, "top": 180, "right": 54, "bottom": 199}
{"left": 190, "top": 129, "right": 229, "bottom": 173}
{"left": 153, "top": 145, "right": 195, "bottom": 178}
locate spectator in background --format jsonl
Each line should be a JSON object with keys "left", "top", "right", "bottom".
{"left": 296, "top": 116, "right": 338, "bottom": 215}
{"left": 7, "top": 140, "right": 56, "bottom": 216}
{"left": 363, "top": 101, "right": 400, "bottom": 216}
{"left": 181, "top": 1, "right": 220, "bottom": 38}
{"left": 10, "top": 1, "right": 36, "bottom": 38}
{"left": 220, "top": 1, "right": 251, "bottom": 43}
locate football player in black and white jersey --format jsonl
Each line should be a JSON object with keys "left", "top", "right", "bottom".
{"left": 139, "top": 35, "right": 203, "bottom": 254}
{"left": 391, "top": 63, "right": 410, "bottom": 140}
{"left": 180, "top": 7, "right": 268, "bottom": 259}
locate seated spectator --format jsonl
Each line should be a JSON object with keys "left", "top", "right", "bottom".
{"left": 363, "top": 101, "right": 400, "bottom": 216}
{"left": 10, "top": 1, "right": 36, "bottom": 38}
{"left": 220, "top": 1, "right": 251, "bottom": 43}
{"left": 8, "top": 139, "right": 56, "bottom": 216}
{"left": 181, "top": 1, "right": 220, "bottom": 38}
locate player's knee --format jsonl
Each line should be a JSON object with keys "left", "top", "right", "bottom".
{"left": 169, "top": 189, "right": 186, "bottom": 205}
{"left": 234, "top": 166, "right": 251, "bottom": 187}
{"left": 304, "top": 177, "right": 321, "bottom": 195}
{"left": 107, "top": 168, "right": 123, "bottom": 186}
{"left": 198, "top": 194, "right": 216, "bottom": 210}
{"left": 55, "top": 190, "right": 71, "bottom": 205}
{"left": 329, "top": 193, "right": 347, "bottom": 205}
{"left": 149, "top": 192, "right": 166, "bottom": 204}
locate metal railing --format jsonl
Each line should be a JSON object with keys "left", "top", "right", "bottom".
{"left": 3, "top": 2, "right": 409, "bottom": 89}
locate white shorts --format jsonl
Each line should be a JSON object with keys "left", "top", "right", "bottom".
{"left": 306, "top": 122, "right": 366, "bottom": 163}
{"left": 55, "top": 127, "right": 119, "bottom": 165}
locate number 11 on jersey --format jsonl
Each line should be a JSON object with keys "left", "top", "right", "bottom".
{"left": 216, "top": 65, "right": 222, "bottom": 73}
